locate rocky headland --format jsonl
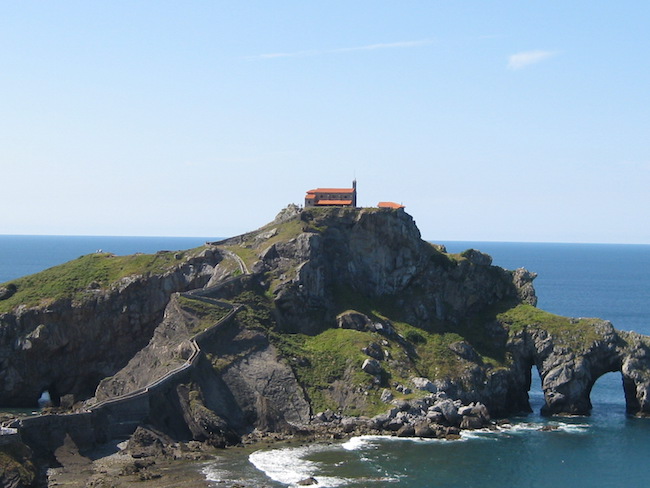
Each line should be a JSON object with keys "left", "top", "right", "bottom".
{"left": 2, "top": 205, "right": 650, "bottom": 487}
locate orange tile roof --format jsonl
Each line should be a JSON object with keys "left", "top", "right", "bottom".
{"left": 378, "top": 201, "right": 405, "bottom": 209}
{"left": 317, "top": 200, "right": 353, "bottom": 205}
{"left": 306, "top": 194, "right": 316, "bottom": 199}
{"left": 307, "top": 188, "right": 355, "bottom": 194}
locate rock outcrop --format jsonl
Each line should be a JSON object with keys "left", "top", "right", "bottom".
{"left": 0, "top": 248, "right": 224, "bottom": 406}
{"left": 256, "top": 208, "right": 536, "bottom": 336}
{"left": 3, "top": 205, "right": 650, "bottom": 471}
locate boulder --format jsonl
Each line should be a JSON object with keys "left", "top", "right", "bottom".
{"left": 370, "top": 414, "right": 391, "bottom": 429}
{"left": 470, "top": 403, "right": 490, "bottom": 422}
{"left": 411, "top": 377, "right": 436, "bottom": 392}
{"left": 386, "top": 418, "right": 405, "bottom": 431}
{"left": 362, "top": 342, "right": 385, "bottom": 360}
{"left": 0, "top": 284, "right": 17, "bottom": 301}
{"left": 396, "top": 424, "right": 415, "bottom": 437}
{"left": 413, "top": 420, "right": 436, "bottom": 438}
{"left": 380, "top": 389, "right": 394, "bottom": 403}
{"left": 436, "top": 399, "right": 461, "bottom": 426}
{"left": 460, "top": 415, "right": 487, "bottom": 430}
{"left": 337, "top": 311, "right": 374, "bottom": 331}
{"left": 361, "top": 358, "right": 382, "bottom": 376}
{"left": 458, "top": 405, "right": 474, "bottom": 416}
{"left": 298, "top": 477, "right": 318, "bottom": 485}
{"left": 126, "top": 426, "right": 174, "bottom": 459}
{"left": 426, "top": 410, "right": 444, "bottom": 423}
{"left": 393, "top": 400, "right": 411, "bottom": 411}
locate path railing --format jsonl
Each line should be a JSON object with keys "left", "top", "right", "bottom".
{"left": 4, "top": 262, "right": 252, "bottom": 442}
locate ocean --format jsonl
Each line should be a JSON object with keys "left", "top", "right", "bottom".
{"left": 2, "top": 236, "right": 649, "bottom": 487}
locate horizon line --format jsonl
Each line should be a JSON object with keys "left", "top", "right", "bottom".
{"left": 1, "top": 233, "right": 648, "bottom": 247}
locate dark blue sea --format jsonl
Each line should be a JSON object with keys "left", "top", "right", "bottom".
{"left": 2, "top": 236, "right": 650, "bottom": 487}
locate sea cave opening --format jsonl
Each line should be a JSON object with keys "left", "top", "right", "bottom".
{"left": 528, "top": 366, "right": 545, "bottom": 415}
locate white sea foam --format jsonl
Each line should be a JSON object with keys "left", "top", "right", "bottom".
{"left": 341, "top": 435, "right": 391, "bottom": 450}
{"left": 249, "top": 445, "right": 349, "bottom": 487}
{"left": 342, "top": 434, "right": 458, "bottom": 451}
{"left": 459, "top": 429, "right": 501, "bottom": 441}
{"left": 496, "top": 420, "right": 590, "bottom": 435}
{"left": 202, "top": 465, "right": 233, "bottom": 483}
{"left": 245, "top": 421, "right": 591, "bottom": 486}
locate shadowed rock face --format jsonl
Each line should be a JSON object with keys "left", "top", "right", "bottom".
{"left": 261, "top": 208, "right": 537, "bottom": 335}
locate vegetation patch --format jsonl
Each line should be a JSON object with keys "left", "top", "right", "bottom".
{"left": 0, "top": 248, "right": 202, "bottom": 313}
{"left": 391, "top": 322, "right": 467, "bottom": 380}
{"left": 270, "top": 328, "right": 389, "bottom": 415}
{"left": 221, "top": 217, "right": 307, "bottom": 270}
{"left": 176, "top": 296, "right": 232, "bottom": 334}
{"left": 222, "top": 246, "right": 258, "bottom": 271}
{"left": 498, "top": 304, "right": 604, "bottom": 350}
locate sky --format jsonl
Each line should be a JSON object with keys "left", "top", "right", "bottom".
{"left": 1, "top": 1, "right": 649, "bottom": 243}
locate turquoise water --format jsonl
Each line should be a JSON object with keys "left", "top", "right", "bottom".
{"left": 2, "top": 237, "right": 649, "bottom": 487}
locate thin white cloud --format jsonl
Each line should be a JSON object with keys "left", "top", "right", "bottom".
{"left": 251, "top": 39, "right": 433, "bottom": 60}
{"left": 507, "top": 50, "right": 557, "bottom": 70}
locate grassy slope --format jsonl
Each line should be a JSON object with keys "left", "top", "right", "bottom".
{"left": 176, "top": 295, "right": 232, "bottom": 334}
{"left": 497, "top": 303, "right": 605, "bottom": 350}
{"left": 0, "top": 247, "right": 206, "bottom": 314}
{"left": 222, "top": 217, "right": 305, "bottom": 270}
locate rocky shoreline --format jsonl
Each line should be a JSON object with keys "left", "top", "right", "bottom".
{"left": 19, "top": 391, "right": 494, "bottom": 488}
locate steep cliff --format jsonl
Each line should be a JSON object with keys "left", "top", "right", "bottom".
{"left": 0, "top": 247, "right": 226, "bottom": 406}
{"left": 91, "top": 206, "right": 539, "bottom": 429}
{"left": 3, "top": 205, "right": 650, "bottom": 457}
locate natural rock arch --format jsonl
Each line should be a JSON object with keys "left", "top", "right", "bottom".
{"left": 510, "top": 323, "right": 650, "bottom": 416}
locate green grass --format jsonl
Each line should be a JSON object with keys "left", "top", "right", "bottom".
{"left": 268, "top": 320, "right": 479, "bottom": 416}
{"left": 176, "top": 296, "right": 232, "bottom": 334}
{"left": 391, "top": 321, "right": 468, "bottom": 380}
{"left": 0, "top": 249, "right": 202, "bottom": 313}
{"left": 221, "top": 246, "right": 257, "bottom": 271}
{"left": 264, "top": 218, "right": 306, "bottom": 246}
{"left": 497, "top": 304, "right": 604, "bottom": 350}
{"left": 270, "top": 328, "right": 390, "bottom": 415}
{"left": 222, "top": 217, "right": 307, "bottom": 271}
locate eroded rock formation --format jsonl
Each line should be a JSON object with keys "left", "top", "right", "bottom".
{"left": 0, "top": 248, "right": 223, "bottom": 406}
{"left": 3, "top": 205, "right": 650, "bottom": 468}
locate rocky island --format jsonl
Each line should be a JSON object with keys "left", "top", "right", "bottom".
{"left": 2, "top": 205, "right": 650, "bottom": 487}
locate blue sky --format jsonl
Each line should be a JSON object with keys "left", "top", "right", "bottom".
{"left": 2, "top": 1, "right": 649, "bottom": 243}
